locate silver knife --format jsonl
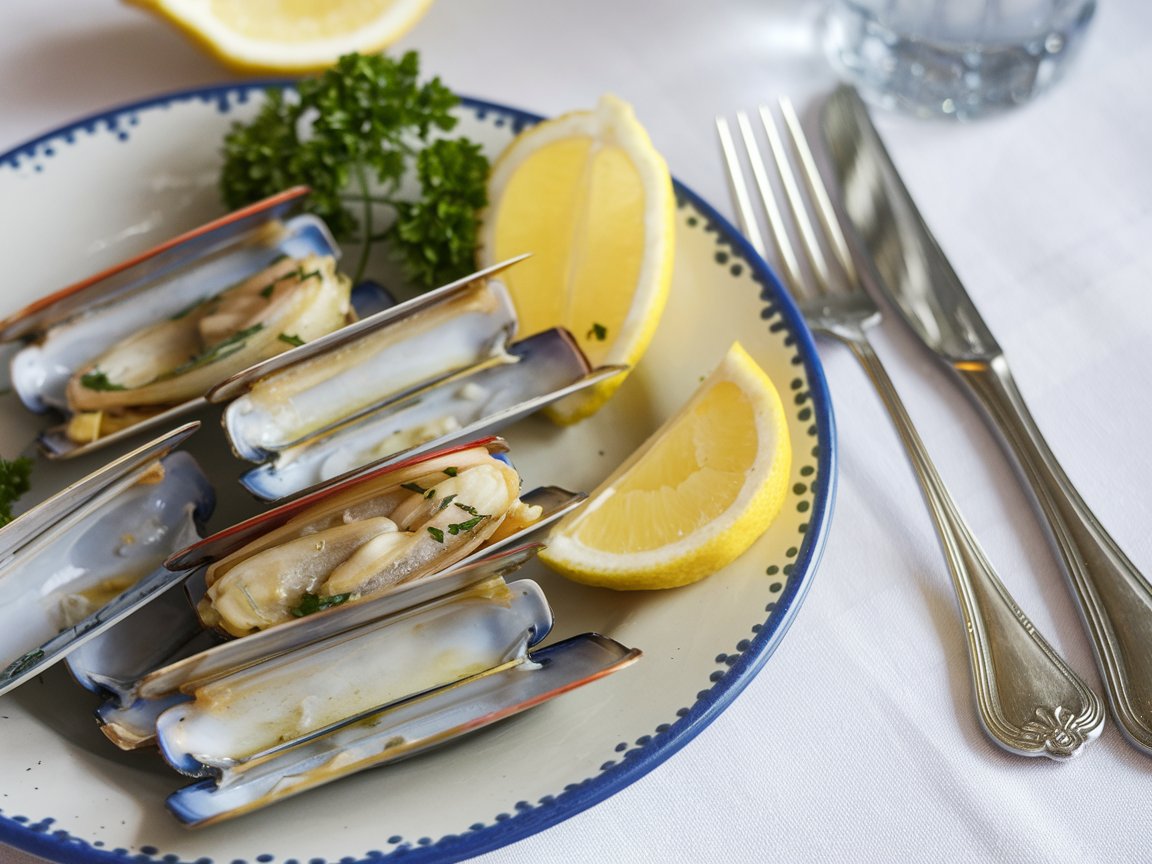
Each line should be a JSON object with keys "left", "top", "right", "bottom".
{"left": 819, "top": 84, "right": 1152, "bottom": 755}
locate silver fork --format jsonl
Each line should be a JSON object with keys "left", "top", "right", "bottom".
{"left": 717, "top": 100, "right": 1104, "bottom": 759}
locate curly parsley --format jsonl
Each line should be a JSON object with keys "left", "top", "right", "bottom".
{"left": 0, "top": 456, "right": 33, "bottom": 527}
{"left": 219, "top": 51, "right": 489, "bottom": 289}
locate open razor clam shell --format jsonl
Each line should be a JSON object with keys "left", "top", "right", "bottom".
{"left": 155, "top": 577, "right": 555, "bottom": 778}
{"left": 10, "top": 204, "right": 348, "bottom": 460}
{"left": 214, "top": 265, "right": 522, "bottom": 464}
{"left": 90, "top": 543, "right": 546, "bottom": 751}
{"left": 0, "top": 421, "right": 199, "bottom": 563}
{"left": 166, "top": 634, "right": 642, "bottom": 827}
{"left": 74, "top": 482, "right": 579, "bottom": 715}
{"left": 0, "top": 187, "right": 311, "bottom": 344}
{"left": 239, "top": 328, "right": 626, "bottom": 500}
{"left": 168, "top": 437, "right": 570, "bottom": 640}
{"left": 165, "top": 438, "right": 513, "bottom": 572}
{"left": 0, "top": 448, "right": 215, "bottom": 696}
{"left": 64, "top": 573, "right": 218, "bottom": 706}
{"left": 33, "top": 281, "right": 392, "bottom": 463}
{"left": 11, "top": 212, "right": 340, "bottom": 415}
{"left": 206, "top": 255, "right": 531, "bottom": 407}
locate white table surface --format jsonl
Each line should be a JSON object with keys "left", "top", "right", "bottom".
{"left": 2, "top": 1, "right": 1150, "bottom": 862}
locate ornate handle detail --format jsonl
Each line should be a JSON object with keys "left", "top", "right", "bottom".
{"left": 957, "top": 355, "right": 1152, "bottom": 754}
{"left": 845, "top": 337, "right": 1104, "bottom": 758}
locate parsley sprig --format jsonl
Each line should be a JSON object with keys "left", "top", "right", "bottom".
{"left": 219, "top": 51, "right": 489, "bottom": 288}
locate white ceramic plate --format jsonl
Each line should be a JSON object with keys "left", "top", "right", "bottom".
{"left": 0, "top": 85, "right": 835, "bottom": 864}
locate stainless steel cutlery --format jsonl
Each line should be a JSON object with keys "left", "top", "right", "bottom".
{"left": 717, "top": 98, "right": 1104, "bottom": 759}
{"left": 819, "top": 84, "right": 1152, "bottom": 756}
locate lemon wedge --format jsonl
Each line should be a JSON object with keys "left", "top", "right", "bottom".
{"left": 128, "top": 0, "right": 435, "bottom": 73}
{"left": 540, "top": 342, "right": 792, "bottom": 590}
{"left": 478, "top": 94, "right": 675, "bottom": 423}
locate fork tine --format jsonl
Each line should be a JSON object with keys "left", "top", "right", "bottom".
{"left": 734, "top": 112, "right": 804, "bottom": 294}
{"left": 718, "top": 113, "right": 808, "bottom": 294}
{"left": 759, "top": 104, "right": 834, "bottom": 297}
{"left": 777, "top": 97, "right": 859, "bottom": 287}
{"left": 715, "top": 115, "right": 766, "bottom": 260}
{"left": 721, "top": 102, "right": 856, "bottom": 300}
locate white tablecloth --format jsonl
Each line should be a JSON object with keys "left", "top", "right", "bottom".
{"left": 2, "top": 1, "right": 1150, "bottom": 861}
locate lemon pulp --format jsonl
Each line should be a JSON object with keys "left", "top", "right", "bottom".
{"left": 541, "top": 342, "right": 792, "bottom": 590}
{"left": 572, "top": 381, "right": 757, "bottom": 553}
{"left": 480, "top": 94, "right": 675, "bottom": 422}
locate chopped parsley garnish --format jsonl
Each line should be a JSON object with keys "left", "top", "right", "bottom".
{"left": 278, "top": 333, "right": 305, "bottom": 347}
{"left": 448, "top": 515, "right": 488, "bottom": 535}
{"left": 427, "top": 526, "right": 445, "bottom": 543}
{"left": 259, "top": 280, "right": 280, "bottom": 299}
{"left": 290, "top": 592, "right": 352, "bottom": 617}
{"left": 156, "top": 323, "right": 265, "bottom": 381}
{"left": 435, "top": 493, "right": 457, "bottom": 512}
{"left": 0, "top": 456, "right": 32, "bottom": 528}
{"left": 79, "top": 370, "right": 126, "bottom": 391}
{"left": 401, "top": 482, "right": 427, "bottom": 495}
{"left": 219, "top": 51, "right": 489, "bottom": 287}
{"left": 443, "top": 467, "right": 458, "bottom": 477}
{"left": 453, "top": 501, "right": 479, "bottom": 516}
{"left": 587, "top": 322, "right": 608, "bottom": 341}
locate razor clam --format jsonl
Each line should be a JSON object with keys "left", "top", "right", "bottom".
{"left": 0, "top": 187, "right": 312, "bottom": 344}
{"left": 60, "top": 252, "right": 350, "bottom": 447}
{"left": 9, "top": 195, "right": 353, "bottom": 457}
{"left": 238, "top": 328, "right": 625, "bottom": 500}
{"left": 211, "top": 255, "right": 624, "bottom": 500}
{"left": 165, "top": 633, "right": 642, "bottom": 827}
{"left": 156, "top": 576, "right": 553, "bottom": 777}
{"left": 215, "top": 268, "right": 519, "bottom": 463}
{"left": 0, "top": 432, "right": 214, "bottom": 696}
{"left": 169, "top": 439, "right": 544, "bottom": 638}
{"left": 69, "top": 485, "right": 582, "bottom": 718}
{"left": 87, "top": 543, "right": 545, "bottom": 750}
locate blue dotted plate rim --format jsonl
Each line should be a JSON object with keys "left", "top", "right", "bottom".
{"left": 0, "top": 82, "right": 837, "bottom": 864}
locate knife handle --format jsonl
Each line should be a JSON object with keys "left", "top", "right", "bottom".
{"left": 956, "top": 355, "right": 1152, "bottom": 754}
{"left": 845, "top": 339, "right": 1104, "bottom": 758}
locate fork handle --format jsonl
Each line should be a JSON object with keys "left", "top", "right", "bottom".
{"left": 955, "top": 354, "right": 1152, "bottom": 753}
{"left": 845, "top": 337, "right": 1104, "bottom": 758}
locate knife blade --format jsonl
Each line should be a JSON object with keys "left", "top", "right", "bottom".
{"left": 819, "top": 83, "right": 1152, "bottom": 756}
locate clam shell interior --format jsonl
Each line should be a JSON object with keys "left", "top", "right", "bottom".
{"left": 155, "top": 577, "right": 553, "bottom": 776}
{"left": 11, "top": 211, "right": 347, "bottom": 459}
{"left": 165, "top": 633, "right": 641, "bottom": 827}
{"left": 238, "top": 327, "right": 622, "bottom": 501}
{"left": 0, "top": 450, "right": 214, "bottom": 696}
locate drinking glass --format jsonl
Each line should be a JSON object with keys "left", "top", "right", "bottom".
{"left": 821, "top": 0, "right": 1096, "bottom": 120}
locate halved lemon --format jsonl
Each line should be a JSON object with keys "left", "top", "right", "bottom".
{"left": 128, "top": 0, "right": 436, "bottom": 73}
{"left": 540, "top": 342, "right": 792, "bottom": 590}
{"left": 478, "top": 94, "right": 675, "bottom": 423}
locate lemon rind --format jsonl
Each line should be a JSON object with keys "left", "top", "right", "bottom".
{"left": 126, "top": 0, "right": 435, "bottom": 73}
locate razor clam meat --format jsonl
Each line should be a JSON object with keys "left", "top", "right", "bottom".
{"left": 198, "top": 450, "right": 537, "bottom": 637}
{"left": 63, "top": 254, "right": 352, "bottom": 444}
